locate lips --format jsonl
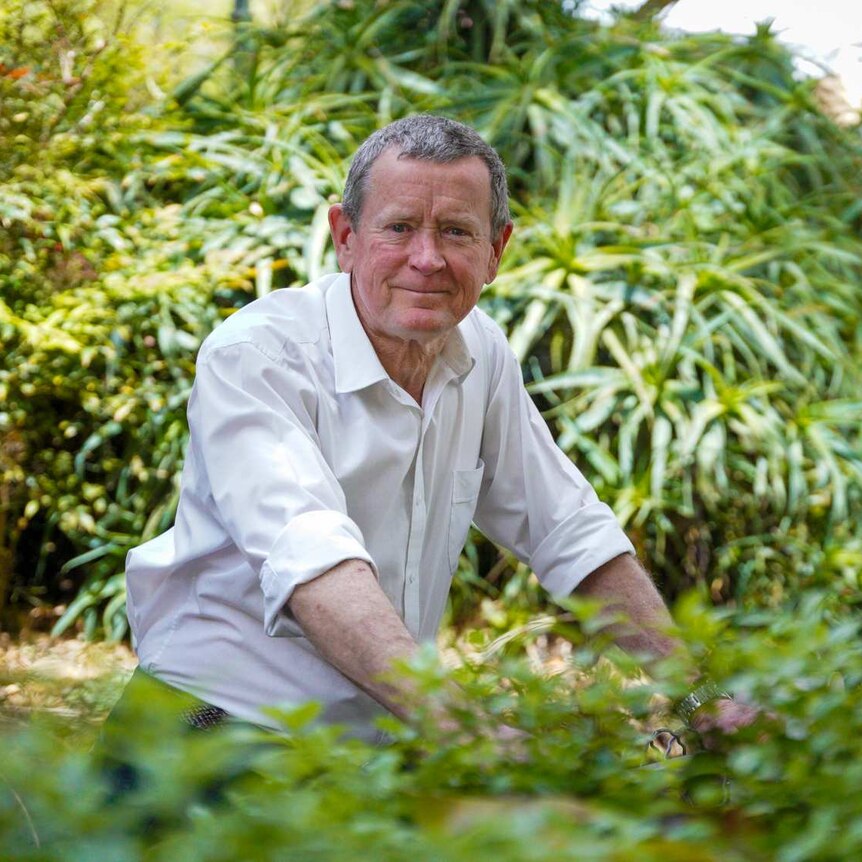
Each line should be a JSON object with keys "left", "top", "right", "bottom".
{"left": 393, "top": 285, "right": 451, "bottom": 294}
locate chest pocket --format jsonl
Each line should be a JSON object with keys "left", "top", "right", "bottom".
{"left": 447, "top": 460, "right": 485, "bottom": 570}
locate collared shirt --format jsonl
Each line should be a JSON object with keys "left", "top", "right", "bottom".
{"left": 126, "top": 272, "right": 634, "bottom": 741}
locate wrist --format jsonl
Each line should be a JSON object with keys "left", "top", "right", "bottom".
{"left": 673, "top": 678, "right": 732, "bottom": 727}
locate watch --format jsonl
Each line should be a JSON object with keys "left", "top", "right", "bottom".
{"left": 673, "top": 679, "right": 731, "bottom": 726}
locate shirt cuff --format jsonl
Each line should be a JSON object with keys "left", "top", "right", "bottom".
{"left": 529, "top": 502, "right": 635, "bottom": 599}
{"left": 259, "top": 509, "right": 378, "bottom": 637}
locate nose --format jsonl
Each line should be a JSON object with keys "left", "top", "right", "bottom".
{"left": 408, "top": 229, "right": 445, "bottom": 275}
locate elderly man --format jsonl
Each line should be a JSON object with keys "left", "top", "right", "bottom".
{"left": 123, "top": 115, "right": 747, "bottom": 742}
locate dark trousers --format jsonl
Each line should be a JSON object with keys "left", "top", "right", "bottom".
{"left": 96, "top": 668, "right": 252, "bottom": 807}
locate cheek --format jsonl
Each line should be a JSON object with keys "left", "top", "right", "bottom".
{"left": 361, "top": 245, "right": 405, "bottom": 279}
{"left": 454, "top": 277, "right": 483, "bottom": 315}
{"left": 459, "top": 259, "right": 490, "bottom": 295}
{"left": 483, "top": 248, "right": 499, "bottom": 282}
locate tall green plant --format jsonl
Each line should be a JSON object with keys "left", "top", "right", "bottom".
{"left": 480, "top": 25, "right": 862, "bottom": 605}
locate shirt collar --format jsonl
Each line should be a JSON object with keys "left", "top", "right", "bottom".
{"left": 325, "top": 272, "right": 476, "bottom": 394}
{"left": 438, "top": 320, "right": 475, "bottom": 383}
{"left": 326, "top": 273, "right": 389, "bottom": 394}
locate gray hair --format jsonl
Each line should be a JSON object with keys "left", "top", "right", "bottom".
{"left": 341, "top": 115, "right": 511, "bottom": 240}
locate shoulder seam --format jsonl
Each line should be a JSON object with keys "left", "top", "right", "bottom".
{"left": 198, "top": 333, "right": 317, "bottom": 369}
{"left": 199, "top": 338, "right": 275, "bottom": 363}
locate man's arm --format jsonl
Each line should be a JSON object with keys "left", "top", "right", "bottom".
{"left": 576, "top": 552, "right": 759, "bottom": 736}
{"left": 289, "top": 558, "right": 530, "bottom": 747}
{"left": 290, "top": 552, "right": 755, "bottom": 737}
{"left": 574, "top": 552, "right": 682, "bottom": 665}
{"left": 288, "top": 558, "right": 421, "bottom": 722}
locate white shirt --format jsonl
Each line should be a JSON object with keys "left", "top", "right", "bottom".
{"left": 126, "top": 272, "right": 634, "bottom": 741}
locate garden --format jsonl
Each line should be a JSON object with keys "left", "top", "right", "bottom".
{"left": 2, "top": 1, "right": 862, "bottom": 858}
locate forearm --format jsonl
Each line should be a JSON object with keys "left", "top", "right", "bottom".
{"left": 576, "top": 554, "right": 759, "bottom": 736}
{"left": 574, "top": 553, "right": 685, "bottom": 669}
{"left": 287, "top": 558, "right": 420, "bottom": 721}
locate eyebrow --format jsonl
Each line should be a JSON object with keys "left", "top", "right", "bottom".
{"left": 377, "top": 211, "right": 483, "bottom": 229}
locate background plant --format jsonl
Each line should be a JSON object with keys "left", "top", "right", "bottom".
{"left": 0, "top": 0, "right": 247, "bottom": 633}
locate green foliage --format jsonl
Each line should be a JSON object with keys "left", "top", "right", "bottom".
{"left": 3, "top": 595, "right": 862, "bottom": 859}
{"left": 0, "top": 0, "right": 249, "bottom": 630}
{"left": 462, "top": 17, "right": 862, "bottom": 608}
{"left": 2, "top": 0, "right": 862, "bottom": 632}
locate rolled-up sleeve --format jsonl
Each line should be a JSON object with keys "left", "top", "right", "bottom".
{"left": 474, "top": 333, "right": 634, "bottom": 598}
{"left": 189, "top": 341, "right": 377, "bottom": 635}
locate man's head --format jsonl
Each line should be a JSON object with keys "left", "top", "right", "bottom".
{"left": 329, "top": 116, "right": 513, "bottom": 348}
{"left": 341, "top": 115, "right": 511, "bottom": 242}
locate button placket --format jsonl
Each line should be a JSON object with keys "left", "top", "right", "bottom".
{"left": 403, "top": 419, "right": 426, "bottom": 634}
{"left": 399, "top": 362, "right": 460, "bottom": 636}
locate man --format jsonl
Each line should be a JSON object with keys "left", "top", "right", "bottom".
{"left": 124, "top": 115, "right": 750, "bottom": 742}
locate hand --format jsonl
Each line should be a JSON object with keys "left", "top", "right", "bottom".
{"left": 689, "top": 696, "right": 760, "bottom": 748}
{"left": 492, "top": 722, "right": 531, "bottom": 761}
{"left": 434, "top": 711, "right": 530, "bottom": 758}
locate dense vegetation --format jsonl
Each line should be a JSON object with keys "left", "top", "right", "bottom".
{"left": 4, "top": 593, "right": 862, "bottom": 860}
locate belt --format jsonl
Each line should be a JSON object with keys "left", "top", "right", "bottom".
{"left": 182, "top": 701, "right": 230, "bottom": 731}
{"left": 108, "top": 667, "right": 232, "bottom": 733}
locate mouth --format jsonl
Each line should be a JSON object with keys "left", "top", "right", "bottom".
{"left": 393, "top": 285, "right": 450, "bottom": 295}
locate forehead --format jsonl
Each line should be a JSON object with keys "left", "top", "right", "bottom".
{"left": 364, "top": 150, "right": 493, "bottom": 224}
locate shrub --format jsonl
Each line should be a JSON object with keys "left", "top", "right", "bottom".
{"left": 0, "top": 0, "right": 245, "bottom": 632}
{"left": 2, "top": 594, "right": 862, "bottom": 860}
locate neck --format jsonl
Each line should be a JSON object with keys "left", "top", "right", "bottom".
{"left": 367, "top": 330, "right": 447, "bottom": 405}
{"left": 349, "top": 279, "right": 451, "bottom": 404}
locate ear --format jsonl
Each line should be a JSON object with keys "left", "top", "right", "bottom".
{"left": 485, "top": 221, "right": 513, "bottom": 284}
{"left": 328, "top": 204, "right": 356, "bottom": 272}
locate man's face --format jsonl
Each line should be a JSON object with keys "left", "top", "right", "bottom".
{"left": 329, "top": 150, "right": 512, "bottom": 345}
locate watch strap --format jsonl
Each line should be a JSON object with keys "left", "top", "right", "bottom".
{"left": 673, "top": 679, "right": 731, "bottom": 726}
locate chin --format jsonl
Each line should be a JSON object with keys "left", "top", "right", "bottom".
{"left": 395, "top": 307, "right": 457, "bottom": 333}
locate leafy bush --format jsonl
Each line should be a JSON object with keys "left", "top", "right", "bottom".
{"left": 2, "top": 0, "right": 861, "bottom": 634}
{"left": 482, "top": 23, "right": 862, "bottom": 608}
{"left": 0, "top": 0, "right": 248, "bottom": 631}
{"left": 2, "top": 594, "right": 862, "bottom": 860}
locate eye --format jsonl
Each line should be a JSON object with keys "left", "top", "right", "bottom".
{"left": 388, "top": 223, "right": 410, "bottom": 234}
{"left": 443, "top": 226, "right": 470, "bottom": 238}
